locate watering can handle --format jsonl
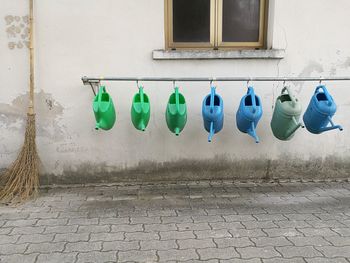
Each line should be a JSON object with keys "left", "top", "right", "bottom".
{"left": 247, "top": 87, "right": 257, "bottom": 113}
{"left": 210, "top": 86, "right": 216, "bottom": 113}
{"left": 282, "top": 86, "right": 298, "bottom": 106}
{"left": 139, "top": 86, "right": 144, "bottom": 104}
{"left": 315, "top": 85, "right": 332, "bottom": 106}
{"left": 98, "top": 86, "right": 106, "bottom": 101}
{"left": 175, "top": 86, "right": 180, "bottom": 112}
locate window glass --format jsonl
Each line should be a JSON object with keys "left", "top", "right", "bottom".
{"left": 222, "top": 0, "right": 260, "bottom": 42}
{"left": 173, "top": 0, "right": 211, "bottom": 42}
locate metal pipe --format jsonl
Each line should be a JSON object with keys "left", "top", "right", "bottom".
{"left": 82, "top": 76, "right": 350, "bottom": 85}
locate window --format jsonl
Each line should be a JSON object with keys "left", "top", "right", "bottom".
{"left": 165, "top": 0, "right": 268, "bottom": 49}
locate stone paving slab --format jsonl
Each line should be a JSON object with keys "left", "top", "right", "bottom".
{"left": 0, "top": 181, "right": 349, "bottom": 262}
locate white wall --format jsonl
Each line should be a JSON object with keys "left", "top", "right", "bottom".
{"left": 1, "top": 0, "right": 350, "bottom": 183}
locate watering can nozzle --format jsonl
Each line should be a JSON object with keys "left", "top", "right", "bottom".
{"left": 285, "top": 123, "right": 302, "bottom": 139}
{"left": 318, "top": 116, "right": 343, "bottom": 133}
{"left": 95, "top": 123, "right": 100, "bottom": 130}
{"left": 208, "top": 122, "right": 214, "bottom": 142}
{"left": 249, "top": 133, "right": 259, "bottom": 143}
{"left": 282, "top": 117, "right": 303, "bottom": 138}
{"left": 318, "top": 124, "right": 343, "bottom": 133}
{"left": 247, "top": 122, "right": 259, "bottom": 143}
{"left": 247, "top": 129, "right": 259, "bottom": 143}
{"left": 140, "top": 123, "right": 146, "bottom": 132}
{"left": 175, "top": 127, "right": 180, "bottom": 136}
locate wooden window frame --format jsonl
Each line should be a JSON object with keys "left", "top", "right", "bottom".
{"left": 165, "top": 0, "right": 268, "bottom": 50}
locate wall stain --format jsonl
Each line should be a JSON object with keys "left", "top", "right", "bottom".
{"left": 293, "top": 61, "right": 324, "bottom": 93}
{"left": 0, "top": 90, "right": 65, "bottom": 139}
{"left": 341, "top": 57, "right": 350, "bottom": 68}
{"left": 45, "top": 99, "right": 53, "bottom": 110}
{"left": 330, "top": 67, "right": 337, "bottom": 76}
{"left": 56, "top": 142, "right": 88, "bottom": 154}
{"left": 4, "top": 15, "right": 29, "bottom": 50}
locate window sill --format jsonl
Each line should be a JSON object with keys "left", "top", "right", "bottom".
{"left": 152, "top": 49, "right": 285, "bottom": 60}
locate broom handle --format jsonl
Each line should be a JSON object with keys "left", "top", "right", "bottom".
{"left": 28, "top": 0, "right": 34, "bottom": 115}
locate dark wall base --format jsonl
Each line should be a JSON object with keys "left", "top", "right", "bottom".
{"left": 38, "top": 156, "right": 350, "bottom": 186}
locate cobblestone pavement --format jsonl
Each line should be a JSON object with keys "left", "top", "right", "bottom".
{"left": 0, "top": 180, "right": 350, "bottom": 263}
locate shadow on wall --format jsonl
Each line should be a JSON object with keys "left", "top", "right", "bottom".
{"left": 40, "top": 155, "right": 350, "bottom": 186}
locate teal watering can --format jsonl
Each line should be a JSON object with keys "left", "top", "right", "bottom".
{"left": 131, "top": 86, "right": 150, "bottom": 131}
{"left": 92, "top": 86, "right": 116, "bottom": 130}
{"left": 271, "top": 86, "right": 303, "bottom": 141}
{"left": 165, "top": 87, "right": 187, "bottom": 136}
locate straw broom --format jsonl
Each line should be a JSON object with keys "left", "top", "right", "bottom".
{"left": 0, "top": 0, "right": 39, "bottom": 203}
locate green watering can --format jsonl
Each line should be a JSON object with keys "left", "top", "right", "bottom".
{"left": 93, "top": 86, "right": 116, "bottom": 130}
{"left": 270, "top": 86, "right": 303, "bottom": 140}
{"left": 166, "top": 86, "right": 187, "bottom": 135}
{"left": 131, "top": 86, "right": 150, "bottom": 131}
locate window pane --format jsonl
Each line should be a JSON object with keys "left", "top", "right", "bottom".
{"left": 173, "top": 0, "right": 211, "bottom": 42}
{"left": 222, "top": 0, "right": 260, "bottom": 42}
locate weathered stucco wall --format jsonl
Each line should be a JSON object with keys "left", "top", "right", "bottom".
{"left": 1, "top": 0, "right": 350, "bottom": 184}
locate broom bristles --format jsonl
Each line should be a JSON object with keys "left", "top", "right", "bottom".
{"left": 0, "top": 113, "right": 39, "bottom": 203}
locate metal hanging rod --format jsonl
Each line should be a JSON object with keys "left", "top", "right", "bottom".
{"left": 83, "top": 76, "right": 350, "bottom": 95}
{"left": 82, "top": 76, "right": 350, "bottom": 84}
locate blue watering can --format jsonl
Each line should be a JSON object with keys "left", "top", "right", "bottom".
{"left": 303, "top": 85, "right": 343, "bottom": 134}
{"left": 236, "top": 86, "right": 263, "bottom": 143}
{"left": 202, "top": 86, "right": 224, "bottom": 142}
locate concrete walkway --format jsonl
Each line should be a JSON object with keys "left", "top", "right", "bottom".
{"left": 0, "top": 180, "right": 349, "bottom": 263}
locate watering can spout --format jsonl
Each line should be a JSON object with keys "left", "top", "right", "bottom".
{"left": 208, "top": 122, "right": 215, "bottom": 142}
{"left": 95, "top": 122, "right": 100, "bottom": 130}
{"left": 318, "top": 116, "right": 343, "bottom": 133}
{"left": 247, "top": 122, "right": 259, "bottom": 143}
{"left": 285, "top": 116, "right": 303, "bottom": 138}
{"left": 285, "top": 123, "right": 302, "bottom": 138}
{"left": 175, "top": 127, "right": 180, "bottom": 136}
{"left": 140, "top": 122, "right": 145, "bottom": 132}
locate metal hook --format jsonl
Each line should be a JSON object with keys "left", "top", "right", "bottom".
{"left": 173, "top": 80, "right": 176, "bottom": 89}
{"left": 319, "top": 77, "right": 323, "bottom": 85}
{"left": 89, "top": 82, "right": 96, "bottom": 96}
{"left": 90, "top": 80, "right": 101, "bottom": 96}
{"left": 211, "top": 77, "right": 217, "bottom": 87}
{"left": 247, "top": 77, "right": 252, "bottom": 87}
